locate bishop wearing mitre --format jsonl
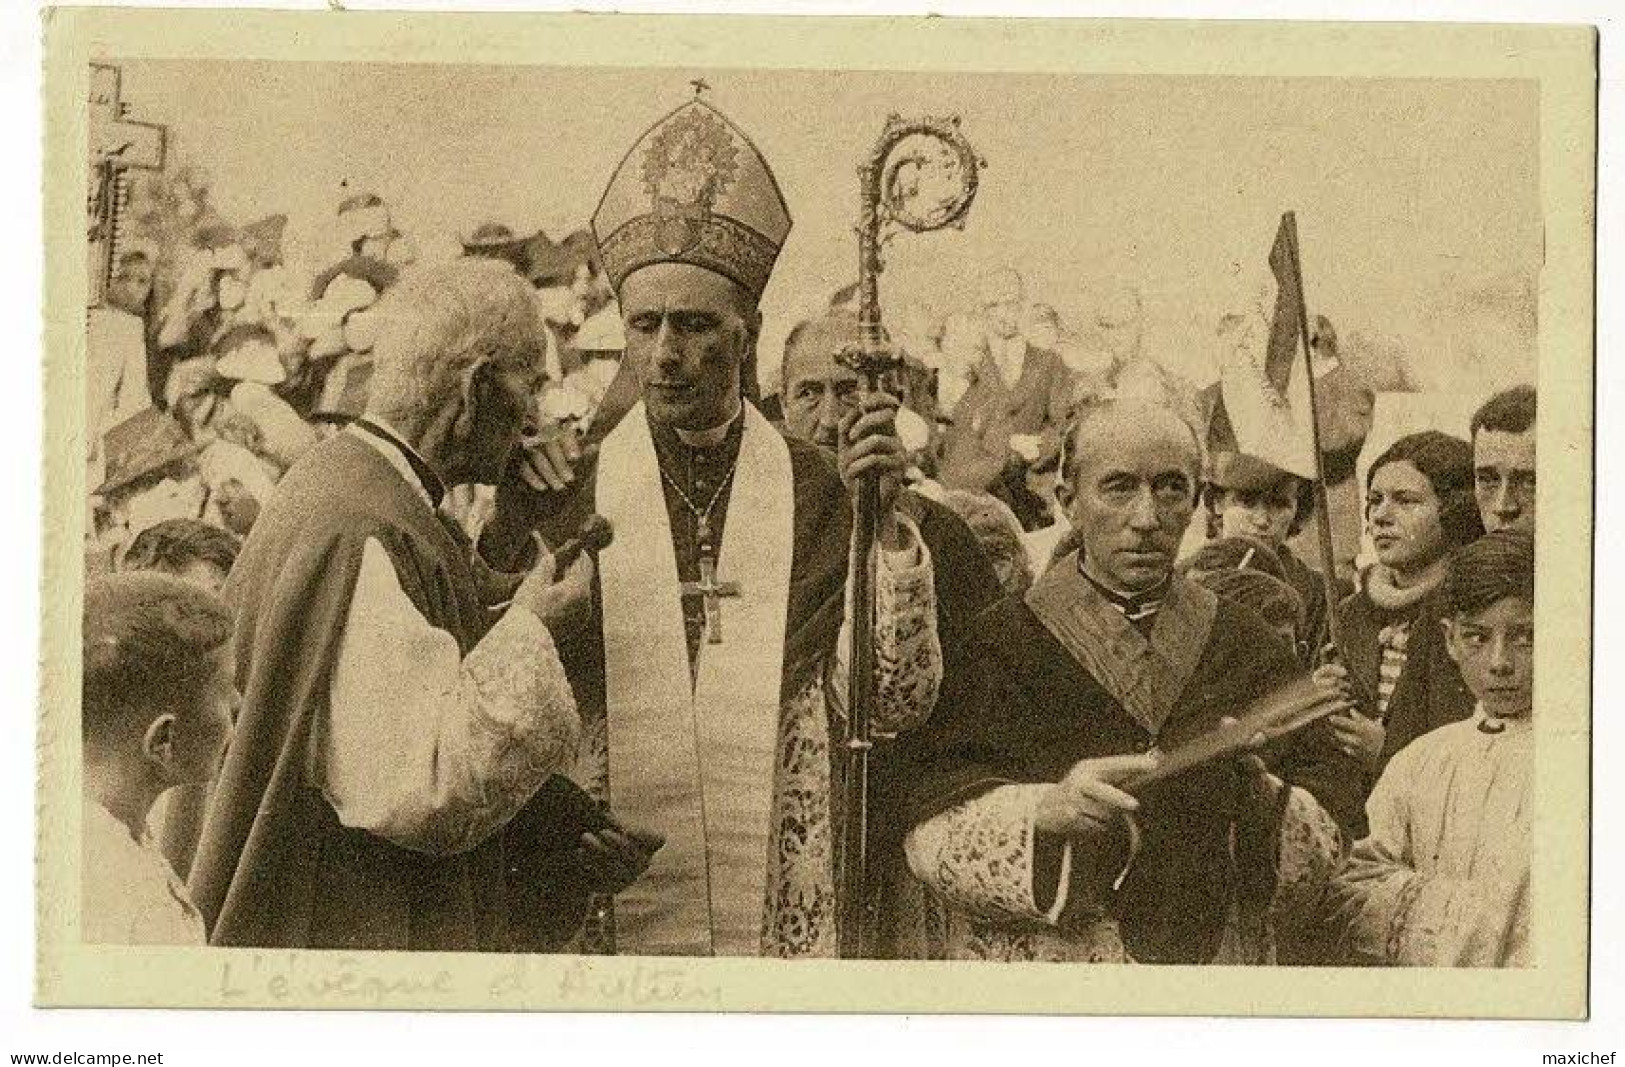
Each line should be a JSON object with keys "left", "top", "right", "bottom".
{"left": 481, "top": 95, "right": 943, "bottom": 958}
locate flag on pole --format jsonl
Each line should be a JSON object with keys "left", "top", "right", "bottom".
{"left": 1207, "top": 214, "right": 1317, "bottom": 481}
{"left": 1204, "top": 212, "right": 1359, "bottom": 654}
{"left": 1266, "top": 213, "right": 1305, "bottom": 396}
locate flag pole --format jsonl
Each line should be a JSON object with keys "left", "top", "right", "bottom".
{"left": 1280, "top": 211, "right": 1345, "bottom": 654}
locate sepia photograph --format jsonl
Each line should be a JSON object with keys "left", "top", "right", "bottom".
{"left": 30, "top": 5, "right": 1597, "bottom": 1031}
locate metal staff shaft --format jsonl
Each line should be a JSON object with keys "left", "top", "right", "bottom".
{"left": 1280, "top": 211, "right": 1346, "bottom": 655}
{"left": 836, "top": 149, "right": 888, "bottom": 961}
{"left": 835, "top": 114, "right": 981, "bottom": 960}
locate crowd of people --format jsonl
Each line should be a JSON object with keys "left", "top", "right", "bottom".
{"left": 84, "top": 187, "right": 625, "bottom": 573}
{"left": 81, "top": 95, "right": 1540, "bottom": 969}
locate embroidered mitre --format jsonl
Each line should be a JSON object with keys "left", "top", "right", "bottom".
{"left": 591, "top": 98, "right": 792, "bottom": 301}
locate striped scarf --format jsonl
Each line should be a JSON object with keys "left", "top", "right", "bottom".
{"left": 1375, "top": 620, "right": 1412, "bottom": 721}
{"left": 1364, "top": 562, "right": 1445, "bottom": 723}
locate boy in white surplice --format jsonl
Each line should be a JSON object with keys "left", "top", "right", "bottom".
{"left": 1325, "top": 529, "right": 1534, "bottom": 967}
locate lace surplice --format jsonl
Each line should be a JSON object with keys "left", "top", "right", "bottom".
{"left": 905, "top": 778, "right": 1342, "bottom": 964}
{"left": 1324, "top": 714, "right": 1531, "bottom": 967}
{"left": 322, "top": 538, "right": 583, "bottom": 858}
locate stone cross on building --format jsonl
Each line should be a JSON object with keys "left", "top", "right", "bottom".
{"left": 87, "top": 63, "right": 166, "bottom": 307}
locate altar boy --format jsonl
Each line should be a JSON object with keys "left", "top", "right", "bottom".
{"left": 1325, "top": 529, "right": 1535, "bottom": 966}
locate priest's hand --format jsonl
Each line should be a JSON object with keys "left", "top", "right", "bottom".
{"left": 1034, "top": 753, "right": 1158, "bottom": 838}
{"left": 511, "top": 545, "right": 594, "bottom": 632}
{"left": 838, "top": 391, "right": 911, "bottom": 550}
{"left": 573, "top": 819, "right": 665, "bottom": 895}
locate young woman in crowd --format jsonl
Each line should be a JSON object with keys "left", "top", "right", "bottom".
{"left": 1329, "top": 431, "right": 1483, "bottom": 798}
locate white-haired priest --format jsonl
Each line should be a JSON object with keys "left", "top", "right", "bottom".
{"left": 191, "top": 258, "right": 605, "bottom": 951}
{"left": 480, "top": 95, "right": 943, "bottom": 958}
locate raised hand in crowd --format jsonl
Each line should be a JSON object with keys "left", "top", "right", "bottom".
{"left": 516, "top": 417, "right": 589, "bottom": 493}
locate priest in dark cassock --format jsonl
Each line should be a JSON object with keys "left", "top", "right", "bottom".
{"left": 189, "top": 258, "right": 611, "bottom": 950}
{"left": 777, "top": 309, "right": 1005, "bottom": 958}
{"left": 903, "top": 398, "right": 1365, "bottom": 963}
{"left": 479, "top": 96, "right": 943, "bottom": 958}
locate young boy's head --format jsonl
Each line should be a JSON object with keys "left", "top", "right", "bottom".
{"left": 120, "top": 518, "right": 241, "bottom": 595}
{"left": 82, "top": 573, "right": 237, "bottom": 794}
{"left": 1441, "top": 529, "right": 1535, "bottom": 720}
{"left": 1202, "top": 453, "right": 1315, "bottom": 547}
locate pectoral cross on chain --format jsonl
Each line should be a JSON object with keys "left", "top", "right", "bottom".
{"left": 681, "top": 539, "right": 741, "bottom": 645}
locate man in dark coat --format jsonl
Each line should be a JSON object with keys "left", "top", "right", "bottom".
{"left": 903, "top": 399, "right": 1363, "bottom": 963}
{"left": 936, "top": 268, "right": 1075, "bottom": 530}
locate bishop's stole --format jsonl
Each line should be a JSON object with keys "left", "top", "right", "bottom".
{"left": 495, "top": 403, "right": 942, "bottom": 957}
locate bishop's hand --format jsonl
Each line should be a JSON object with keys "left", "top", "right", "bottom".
{"left": 516, "top": 417, "right": 587, "bottom": 494}
{"left": 573, "top": 818, "right": 665, "bottom": 896}
{"left": 837, "top": 390, "right": 910, "bottom": 549}
{"left": 485, "top": 425, "right": 595, "bottom": 573}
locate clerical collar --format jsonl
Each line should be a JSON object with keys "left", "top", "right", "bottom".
{"left": 1076, "top": 552, "right": 1169, "bottom": 625}
{"left": 351, "top": 417, "right": 447, "bottom": 509}
{"left": 1475, "top": 704, "right": 1530, "bottom": 736}
{"left": 672, "top": 400, "right": 744, "bottom": 449}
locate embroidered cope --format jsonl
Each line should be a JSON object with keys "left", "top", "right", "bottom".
{"left": 903, "top": 560, "right": 1350, "bottom": 964}
{"left": 905, "top": 776, "right": 1340, "bottom": 963}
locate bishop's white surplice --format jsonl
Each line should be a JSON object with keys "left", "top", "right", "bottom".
{"left": 579, "top": 400, "right": 941, "bottom": 957}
